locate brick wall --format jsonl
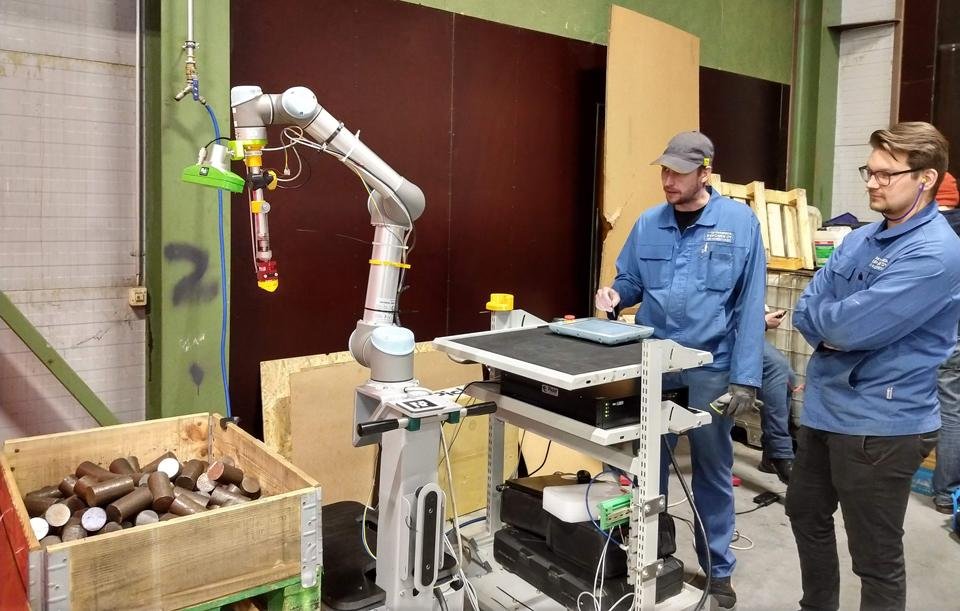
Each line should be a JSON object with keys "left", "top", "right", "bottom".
{"left": 0, "top": 0, "right": 142, "bottom": 440}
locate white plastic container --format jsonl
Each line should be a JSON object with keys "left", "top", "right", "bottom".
{"left": 542, "top": 481, "right": 625, "bottom": 523}
{"left": 813, "top": 226, "right": 852, "bottom": 267}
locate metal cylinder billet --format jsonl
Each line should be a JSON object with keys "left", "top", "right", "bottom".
{"left": 39, "top": 535, "right": 62, "bottom": 546}
{"left": 157, "top": 457, "right": 182, "bottom": 479}
{"left": 167, "top": 494, "right": 206, "bottom": 516}
{"left": 220, "top": 456, "right": 236, "bottom": 467}
{"left": 207, "top": 460, "right": 244, "bottom": 486}
{"left": 121, "top": 521, "right": 134, "bottom": 529}
{"left": 175, "top": 459, "right": 205, "bottom": 489}
{"left": 173, "top": 486, "right": 210, "bottom": 507}
{"left": 224, "top": 483, "right": 242, "bottom": 495}
{"left": 64, "top": 511, "right": 84, "bottom": 528}
{"left": 61, "top": 524, "right": 87, "bottom": 542}
{"left": 25, "top": 495, "right": 58, "bottom": 518}
{"left": 73, "top": 475, "right": 99, "bottom": 500}
{"left": 140, "top": 451, "right": 177, "bottom": 473}
{"left": 195, "top": 472, "right": 215, "bottom": 493}
{"left": 61, "top": 495, "right": 88, "bottom": 514}
{"left": 159, "top": 512, "right": 177, "bottom": 521}
{"left": 26, "top": 485, "right": 62, "bottom": 499}
{"left": 84, "top": 476, "right": 135, "bottom": 507}
{"left": 148, "top": 472, "right": 175, "bottom": 512}
{"left": 75, "top": 460, "right": 115, "bottom": 481}
{"left": 138, "top": 473, "right": 151, "bottom": 486}
{"left": 209, "top": 486, "right": 248, "bottom": 506}
{"left": 58, "top": 474, "right": 78, "bottom": 497}
{"left": 100, "top": 521, "right": 123, "bottom": 534}
{"left": 29, "top": 517, "right": 49, "bottom": 540}
{"left": 106, "top": 486, "right": 153, "bottom": 523}
{"left": 81, "top": 507, "right": 107, "bottom": 532}
{"left": 240, "top": 476, "right": 261, "bottom": 499}
{"left": 109, "top": 457, "right": 138, "bottom": 477}
{"left": 44, "top": 503, "right": 73, "bottom": 528}
{"left": 127, "top": 455, "right": 141, "bottom": 471}
{"left": 135, "top": 510, "right": 160, "bottom": 525}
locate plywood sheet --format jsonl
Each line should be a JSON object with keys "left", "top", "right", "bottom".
{"left": 287, "top": 347, "right": 519, "bottom": 512}
{"left": 598, "top": 6, "right": 700, "bottom": 290}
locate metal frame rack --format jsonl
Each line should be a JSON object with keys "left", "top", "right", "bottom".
{"left": 433, "top": 326, "right": 713, "bottom": 610}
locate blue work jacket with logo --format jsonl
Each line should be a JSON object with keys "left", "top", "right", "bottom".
{"left": 794, "top": 200, "right": 960, "bottom": 435}
{"left": 612, "top": 187, "right": 766, "bottom": 387}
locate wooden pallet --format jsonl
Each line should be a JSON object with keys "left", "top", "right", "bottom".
{"left": 709, "top": 175, "right": 815, "bottom": 270}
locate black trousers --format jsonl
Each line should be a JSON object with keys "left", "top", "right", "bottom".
{"left": 785, "top": 425, "right": 938, "bottom": 611}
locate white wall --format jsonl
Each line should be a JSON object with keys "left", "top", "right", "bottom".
{"left": 830, "top": 0, "right": 897, "bottom": 221}
{"left": 0, "top": 0, "right": 143, "bottom": 440}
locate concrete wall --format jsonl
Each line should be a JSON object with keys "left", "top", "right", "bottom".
{"left": 0, "top": 0, "right": 143, "bottom": 440}
{"left": 832, "top": 17, "right": 897, "bottom": 220}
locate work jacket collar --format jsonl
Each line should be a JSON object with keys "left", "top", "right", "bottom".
{"left": 872, "top": 199, "right": 939, "bottom": 241}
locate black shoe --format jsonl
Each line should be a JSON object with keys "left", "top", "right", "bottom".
{"left": 709, "top": 576, "right": 737, "bottom": 609}
{"left": 759, "top": 455, "right": 793, "bottom": 484}
{"left": 934, "top": 499, "right": 954, "bottom": 514}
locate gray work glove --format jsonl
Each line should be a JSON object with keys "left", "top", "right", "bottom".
{"left": 709, "top": 384, "right": 760, "bottom": 419}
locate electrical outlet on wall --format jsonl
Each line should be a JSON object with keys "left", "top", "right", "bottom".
{"left": 128, "top": 287, "right": 147, "bottom": 307}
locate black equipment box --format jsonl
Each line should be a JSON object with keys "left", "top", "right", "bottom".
{"left": 501, "top": 372, "right": 688, "bottom": 429}
{"left": 494, "top": 526, "right": 685, "bottom": 608}
{"left": 501, "top": 474, "right": 677, "bottom": 569}
{"left": 501, "top": 473, "right": 578, "bottom": 538}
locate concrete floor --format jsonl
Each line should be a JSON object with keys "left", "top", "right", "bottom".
{"left": 666, "top": 437, "right": 960, "bottom": 611}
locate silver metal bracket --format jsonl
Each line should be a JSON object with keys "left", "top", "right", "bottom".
{"left": 300, "top": 487, "right": 322, "bottom": 588}
{"left": 28, "top": 549, "right": 43, "bottom": 609}
{"left": 640, "top": 559, "right": 664, "bottom": 582}
{"left": 642, "top": 495, "right": 666, "bottom": 517}
{"left": 45, "top": 548, "right": 70, "bottom": 610}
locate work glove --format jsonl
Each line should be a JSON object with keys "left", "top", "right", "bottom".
{"left": 709, "top": 384, "right": 760, "bottom": 419}
{"left": 595, "top": 287, "right": 621, "bottom": 313}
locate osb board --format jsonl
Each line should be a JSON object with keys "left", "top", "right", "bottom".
{"left": 519, "top": 434, "right": 602, "bottom": 478}
{"left": 287, "top": 348, "right": 519, "bottom": 511}
{"left": 598, "top": 6, "right": 700, "bottom": 291}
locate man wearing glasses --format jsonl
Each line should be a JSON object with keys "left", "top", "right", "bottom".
{"left": 787, "top": 122, "right": 960, "bottom": 610}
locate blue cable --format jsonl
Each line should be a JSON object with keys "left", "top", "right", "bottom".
{"left": 203, "top": 101, "right": 232, "bottom": 419}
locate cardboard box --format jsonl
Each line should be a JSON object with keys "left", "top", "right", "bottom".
{"left": 0, "top": 414, "right": 320, "bottom": 610}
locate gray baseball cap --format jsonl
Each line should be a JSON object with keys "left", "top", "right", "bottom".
{"left": 650, "top": 131, "right": 714, "bottom": 173}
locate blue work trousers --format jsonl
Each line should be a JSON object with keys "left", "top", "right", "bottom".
{"left": 660, "top": 368, "right": 736, "bottom": 578}
{"left": 759, "top": 340, "right": 795, "bottom": 459}
{"left": 935, "top": 339, "right": 960, "bottom": 506}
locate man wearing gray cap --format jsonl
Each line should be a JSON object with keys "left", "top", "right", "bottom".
{"left": 596, "top": 131, "right": 766, "bottom": 608}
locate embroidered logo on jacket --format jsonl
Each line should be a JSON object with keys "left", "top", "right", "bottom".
{"left": 705, "top": 230, "right": 734, "bottom": 243}
{"left": 869, "top": 257, "right": 889, "bottom": 271}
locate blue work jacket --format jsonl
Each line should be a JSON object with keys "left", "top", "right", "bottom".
{"left": 612, "top": 187, "right": 766, "bottom": 387}
{"left": 794, "top": 200, "right": 960, "bottom": 435}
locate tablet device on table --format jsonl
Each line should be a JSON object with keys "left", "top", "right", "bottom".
{"left": 548, "top": 317, "right": 654, "bottom": 345}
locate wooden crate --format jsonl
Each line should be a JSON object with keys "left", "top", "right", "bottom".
{"left": 0, "top": 413, "right": 320, "bottom": 610}
{"left": 710, "top": 175, "right": 816, "bottom": 271}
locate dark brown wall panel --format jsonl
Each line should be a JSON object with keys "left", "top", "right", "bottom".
{"left": 229, "top": 0, "right": 604, "bottom": 436}
{"left": 447, "top": 18, "right": 606, "bottom": 332}
{"left": 700, "top": 67, "right": 790, "bottom": 189}
{"left": 899, "top": 0, "right": 939, "bottom": 122}
{"left": 229, "top": 0, "right": 454, "bottom": 437}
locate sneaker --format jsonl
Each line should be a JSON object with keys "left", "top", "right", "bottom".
{"left": 709, "top": 576, "right": 737, "bottom": 609}
{"left": 934, "top": 498, "right": 954, "bottom": 514}
{"left": 758, "top": 454, "right": 793, "bottom": 484}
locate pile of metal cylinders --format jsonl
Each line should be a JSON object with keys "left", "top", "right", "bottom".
{"left": 22, "top": 453, "right": 262, "bottom": 545}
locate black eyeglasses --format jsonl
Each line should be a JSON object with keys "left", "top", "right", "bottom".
{"left": 858, "top": 165, "right": 919, "bottom": 187}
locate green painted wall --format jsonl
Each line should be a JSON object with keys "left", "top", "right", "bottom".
{"left": 147, "top": 0, "right": 231, "bottom": 419}
{"left": 402, "top": 0, "right": 795, "bottom": 84}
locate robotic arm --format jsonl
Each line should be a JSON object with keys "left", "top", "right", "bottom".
{"left": 191, "top": 85, "right": 426, "bottom": 375}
